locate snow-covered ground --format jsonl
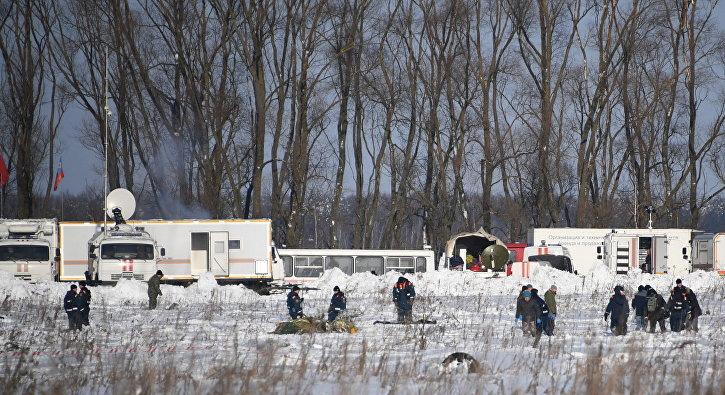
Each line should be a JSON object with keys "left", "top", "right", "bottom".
{"left": 0, "top": 267, "right": 723, "bottom": 394}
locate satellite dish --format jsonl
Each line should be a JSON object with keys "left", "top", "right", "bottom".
{"left": 481, "top": 244, "right": 509, "bottom": 272}
{"left": 106, "top": 188, "right": 136, "bottom": 220}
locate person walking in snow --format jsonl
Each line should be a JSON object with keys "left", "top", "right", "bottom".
{"left": 328, "top": 286, "right": 347, "bottom": 321}
{"left": 632, "top": 285, "right": 648, "bottom": 331}
{"left": 667, "top": 281, "right": 689, "bottom": 332}
{"left": 544, "top": 285, "right": 557, "bottom": 335}
{"left": 684, "top": 288, "right": 702, "bottom": 332}
{"left": 530, "top": 289, "right": 550, "bottom": 335}
{"left": 604, "top": 285, "right": 629, "bottom": 336}
{"left": 63, "top": 284, "right": 82, "bottom": 331}
{"left": 645, "top": 288, "right": 668, "bottom": 333}
{"left": 78, "top": 281, "right": 92, "bottom": 327}
{"left": 516, "top": 290, "right": 543, "bottom": 343}
{"left": 148, "top": 270, "right": 163, "bottom": 310}
{"left": 287, "top": 285, "right": 304, "bottom": 319}
{"left": 393, "top": 277, "right": 416, "bottom": 323}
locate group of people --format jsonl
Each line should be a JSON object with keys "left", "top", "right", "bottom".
{"left": 604, "top": 278, "right": 702, "bottom": 336}
{"left": 63, "top": 282, "right": 91, "bottom": 331}
{"left": 515, "top": 284, "right": 558, "bottom": 341}
{"left": 286, "top": 276, "right": 416, "bottom": 323}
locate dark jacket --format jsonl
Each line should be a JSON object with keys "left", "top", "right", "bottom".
{"left": 287, "top": 290, "right": 303, "bottom": 317}
{"left": 605, "top": 294, "right": 630, "bottom": 325}
{"left": 646, "top": 292, "right": 668, "bottom": 320}
{"left": 392, "top": 279, "right": 415, "bottom": 311}
{"left": 63, "top": 291, "right": 80, "bottom": 313}
{"left": 667, "top": 289, "right": 688, "bottom": 314}
{"left": 148, "top": 274, "right": 162, "bottom": 296}
{"left": 544, "top": 290, "right": 557, "bottom": 314}
{"left": 632, "top": 290, "right": 648, "bottom": 316}
{"left": 517, "top": 297, "right": 543, "bottom": 322}
{"left": 329, "top": 291, "right": 347, "bottom": 313}
{"left": 685, "top": 289, "right": 702, "bottom": 317}
{"left": 533, "top": 294, "right": 550, "bottom": 316}
{"left": 78, "top": 288, "right": 91, "bottom": 310}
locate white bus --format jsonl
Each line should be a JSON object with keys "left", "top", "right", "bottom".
{"left": 278, "top": 248, "right": 435, "bottom": 282}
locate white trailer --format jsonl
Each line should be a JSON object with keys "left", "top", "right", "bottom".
{"left": 692, "top": 232, "right": 725, "bottom": 274}
{"left": 528, "top": 228, "right": 694, "bottom": 274}
{"left": 278, "top": 248, "right": 435, "bottom": 282}
{"left": 0, "top": 219, "right": 58, "bottom": 282}
{"left": 60, "top": 219, "right": 279, "bottom": 283}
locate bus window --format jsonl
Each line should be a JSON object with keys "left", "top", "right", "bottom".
{"left": 416, "top": 257, "right": 427, "bottom": 273}
{"left": 294, "top": 256, "right": 324, "bottom": 277}
{"left": 355, "top": 256, "right": 383, "bottom": 274}
{"left": 281, "top": 256, "right": 293, "bottom": 277}
{"left": 327, "top": 256, "right": 353, "bottom": 275}
{"left": 386, "top": 257, "right": 415, "bottom": 273}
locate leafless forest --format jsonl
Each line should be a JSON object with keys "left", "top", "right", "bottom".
{"left": 0, "top": 0, "right": 723, "bottom": 249}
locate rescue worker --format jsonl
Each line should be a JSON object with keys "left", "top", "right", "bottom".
{"left": 667, "top": 281, "right": 689, "bottom": 332}
{"left": 287, "top": 285, "right": 304, "bottom": 319}
{"left": 645, "top": 288, "right": 668, "bottom": 333}
{"left": 684, "top": 288, "right": 702, "bottom": 332}
{"left": 604, "top": 285, "right": 629, "bottom": 336}
{"left": 632, "top": 285, "right": 648, "bottom": 330}
{"left": 327, "top": 286, "right": 347, "bottom": 321}
{"left": 392, "top": 276, "right": 416, "bottom": 323}
{"left": 63, "top": 284, "right": 82, "bottom": 331}
{"left": 78, "top": 281, "right": 92, "bottom": 326}
{"left": 530, "top": 289, "right": 550, "bottom": 335}
{"left": 148, "top": 270, "right": 163, "bottom": 310}
{"left": 544, "top": 285, "right": 557, "bottom": 335}
{"left": 516, "top": 290, "right": 543, "bottom": 340}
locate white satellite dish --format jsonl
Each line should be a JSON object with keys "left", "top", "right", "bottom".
{"left": 106, "top": 188, "right": 136, "bottom": 220}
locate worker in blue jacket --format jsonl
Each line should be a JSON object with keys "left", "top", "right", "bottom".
{"left": 327, "top": 286, "right": 347, "bottom": 321}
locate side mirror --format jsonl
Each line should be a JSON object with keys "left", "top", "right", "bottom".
{"left": 89, "top": 253, "right": 97, "bottom": 260}
{"left": 160, "top": 247, "right": 166, "bottom": 257}
{"left": 681, "top": 247, "right": 687, "bottom": 255}
{"left": 55, "top": 248, "right": 61, "bottom": 258}
{"left": 596, "top": 246, "right": 602, "bottom": 254}
{"left": 89, "top": 245, "right": 96, "bottom": 253}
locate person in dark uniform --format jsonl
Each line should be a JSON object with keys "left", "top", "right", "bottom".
{"left": 78, "top": 281, "right": 92, "bottom": 326}
{"left": 63, "top": 284, "right": 82, "bottom": 331}
{"left": 327, "top": 286, "right": 347, "bottom": 321}
{"left": 605, "top": 285, "right": 630, "bottom": 336}
{"left": 287, "top": 285, "right": 304, "bottom": 319}
{"left": 148, "top": 270, "right": 163, "bottom": 309}
{"left": 392, "top": 277, "right": 416, "bottom": 323}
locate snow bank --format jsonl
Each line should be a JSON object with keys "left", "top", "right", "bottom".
{"left": 304, "top": 265, "right": 725, "bottom": 297}
{"left": 0, "top": 271, "right": 262, "bottom": 306}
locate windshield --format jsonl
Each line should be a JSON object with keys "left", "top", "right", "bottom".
{"left": 101, "top": 243, "right": 154, "bottom": 260}
{"left": 0, "top": 245, "right": 50, "bottom": 261}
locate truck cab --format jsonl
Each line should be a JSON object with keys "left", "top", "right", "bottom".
{"left": 0, "top": 219, "right": 58, "bottom": 282}
{"left": 88, "top": 224, "right": 163, "bottom": 282}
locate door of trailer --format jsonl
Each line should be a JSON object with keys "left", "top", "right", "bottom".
{"left": 652, "top": 236, "right": 668, "bottom": 274}
{"left": 606, "top": 234, "right": 636, "bottom": 275}
{"left": 190, "top": 232, "right": 209, "bottom": 275}
{"left": 209, "top": 231, "right": 229, "bottom": 276}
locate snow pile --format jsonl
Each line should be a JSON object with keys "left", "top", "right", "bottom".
{"left": 304, "top": 265, "right": 724, "bottom": 297}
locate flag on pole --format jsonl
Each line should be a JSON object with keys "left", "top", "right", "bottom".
{"left": 0, "top": 151, "right": 8, "bottom": 187}
{"left": 53, "top": 161, "right": 64, "bottom": 191}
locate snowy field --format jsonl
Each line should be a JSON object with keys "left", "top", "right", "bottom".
{"left": 1, "top": 267, "right": 723, "bottom": 394}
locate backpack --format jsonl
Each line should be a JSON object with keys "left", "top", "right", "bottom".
{"left": 647, "top": 296, "right": 658, "bottom": 313}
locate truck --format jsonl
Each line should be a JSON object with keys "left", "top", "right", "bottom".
{"left": 59, "top": 219, "right": 280, "bottom": 284}
{"left": 0, "top": 219, "right": 58, "bottom": 282}
{"left": 528, "top": 227, "right": 694, "bottom": 275}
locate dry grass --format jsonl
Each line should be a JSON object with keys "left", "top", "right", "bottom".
{"left": 0, "top": 288, "right": 723, "bottom": 394}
